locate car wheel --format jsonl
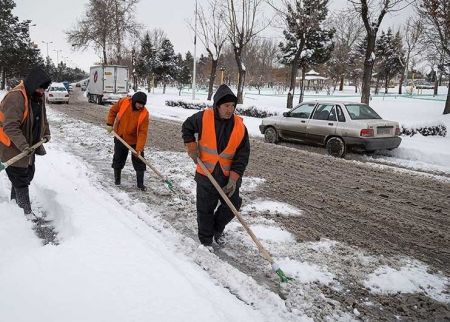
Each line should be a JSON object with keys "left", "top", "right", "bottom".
{"left": 264, "top": 127, "right": 279, "bottom": 144}
{"left": 326, "top": 137, "right": 346, "bottom": 158}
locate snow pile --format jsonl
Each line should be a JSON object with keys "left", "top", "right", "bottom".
{"left": 277, "top": 257, "right": 336, "bottom": 285}
{"left": 364, "top": 261, "right": 450, "bottom": 304}
{"left": 241, "top": 199, "right": 303, "bottom": 217}
{"left": 250, "top": 224, "right": 296, "bottom": 243}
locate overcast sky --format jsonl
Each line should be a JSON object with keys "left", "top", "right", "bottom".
{"left": 14, "top": 0, "right": 414, "bottom": 73}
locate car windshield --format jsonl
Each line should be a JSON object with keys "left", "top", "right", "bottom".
{"left": 50, "top": 87, "right": 67, "bottom": 92}
{"left": 344, "top": 104, "right": 381, "bottom": 120}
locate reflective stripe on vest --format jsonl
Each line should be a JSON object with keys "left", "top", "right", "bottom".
{"left": 196, "top": 108, "right": 245, "bottom": 176}
{"left": 114, "top": 97, "right": 148, "bottom": 136}
{"left": 0, "top": 81, "right": 29, "bottom": 147}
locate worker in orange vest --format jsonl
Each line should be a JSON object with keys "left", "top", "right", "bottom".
{"left": 106, "top": 92, "right": 149, "bottom": 191}
{"left": 182, "top": 84, "right": 250, "bottom": 250}
{"left": 0, "top": 67, "right": 51, "bottom": 216}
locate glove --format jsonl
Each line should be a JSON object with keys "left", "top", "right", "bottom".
{"left": 134, "top": 150, "right": 142, "bottom": 157}
{"left": 43, "top": 135, "right": 51, "bottom": 143}
{"left": 185, "top": 142, "right": 198, "bottom": 164}
{"left": 222, "top": 171, "right": 240, "bottom": 197}
{"left": 106, "top": 125, "right": 113, "bottom": 133}
{"left": 22, "top": 146, "right": 34, "bottom": 156}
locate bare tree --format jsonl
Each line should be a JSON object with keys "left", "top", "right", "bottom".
{"left": 417, "top": 0, "right": 450, "bottom": 114}
{"left": 110, "top": 0, "right": 141, "bottom": 64}
{"left": 327, "top": 10, "right": 364, "bottom": 91}
{"left": 225, "top": 0, "right": 268, "bottom": 103}
{"left": 67, "top": 0, "right": 112, "bottom": 64}
{"left": 67, "top": 0, "right": 140, "bottom": 65}
{"left": 398, "top": 18, "right": 423, "bottom": 94}
{"left": 194, "top": 0, "right": 228, "bottom": 100}
{"left": 349, "top": 0, "right": 411, "bottom": 104}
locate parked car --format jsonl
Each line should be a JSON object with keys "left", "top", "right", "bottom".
{"left": 259, "top": 101, "right": 401, "bottom": 157}
{"left": 46, "top": 82, "right": 70, "bottom": 104}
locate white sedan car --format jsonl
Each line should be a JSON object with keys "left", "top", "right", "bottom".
{"left": 46, "top": 83, "right": 69, "bottom": 104}
{"left": 259, "top": 101, "right": 402, "bottom": 157}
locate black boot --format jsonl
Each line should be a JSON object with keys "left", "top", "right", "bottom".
{"left": 10, "top": 186, "right": 16, "bottom": 201}
{"left": 136, "top": 171, "right": 146, "bottom": 191}
{"left": 114, "top": 168, "right": 121, "bottom": 185}
{"left": 15, "top": 187, "right": 32, "bottom": 215}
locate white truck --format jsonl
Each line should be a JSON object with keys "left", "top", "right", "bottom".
{"left": 87, "top": 65, "right": 129, "bottom": 105}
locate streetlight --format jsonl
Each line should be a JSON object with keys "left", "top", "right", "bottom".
{"left": 53, "top": 49, "right": 62, "bottom": 65}
{"left": 41, "top": 41, "right": 53, "bottom": 58}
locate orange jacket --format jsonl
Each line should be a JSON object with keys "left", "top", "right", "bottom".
{"left": 196, "top": 108, "right": 245, "bottom": 176}
{"left": 107, "top": 97, "right": 149, "bottom": 152}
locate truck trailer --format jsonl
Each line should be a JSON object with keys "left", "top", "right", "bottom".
{"left": 87, "top": 65, "right": 129, "bottom": 105}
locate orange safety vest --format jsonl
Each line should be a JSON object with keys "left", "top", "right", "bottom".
{"left": 196, "top": 108, "right": 245, "bottom": 176}
{"left": 0, "top": 81, "right": 29, "bottom": 147}
{"left": 114, "top": 97, "right": 148, "bottom": 136}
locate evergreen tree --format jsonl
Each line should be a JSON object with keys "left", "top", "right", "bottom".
{"left": 174, "top": 53, "right": 192, "bottom": 95}
{"left": 0, "top": 0, "right": 43, "bottom": 89}
{"left": 154, "top": 38, "right": 177, "bottom": 94}
{"left": 279, "top": 0, "right": 334, "bottom": 107}
{"left": 135, "top": 33, "right": 156, "bottom": 91}
{"left": 375, "top": 29, "right": 404, "bottom": 93}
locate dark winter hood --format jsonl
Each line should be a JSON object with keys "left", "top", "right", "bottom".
{"left": 132, "top": 91, "right": 147, "bottom": 110}
{"left": 213, "top": 84, "right": 237, "bottom": 108}
{"left": 24, "top": 67, "right": 51, "bottom": 97}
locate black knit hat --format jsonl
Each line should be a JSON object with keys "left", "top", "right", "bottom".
{"left": 216, "top": 94, "right": 237, "bottom": 107}
{"left": 132, "top": 92, "right": 147, "bottom": 109}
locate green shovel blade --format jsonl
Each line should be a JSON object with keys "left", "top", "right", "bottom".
{"left": 164, "top": 179, "right": 175, "bottom": 193}
{"left": 275, "top": 268, "right": 294, "bottom": 283}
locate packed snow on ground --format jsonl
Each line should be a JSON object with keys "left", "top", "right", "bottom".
{"left": 0, "top": 145, "right": 305, "bottom": 322}
{"left": 241, "top": 199, "right": 303, "bottom": 217}
{"left": 364, "top": 260, "right": 450, "bottom": 304}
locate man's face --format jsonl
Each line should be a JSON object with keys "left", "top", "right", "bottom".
{"left": 218, "top": 102, "right": 235, "bottom": 119}
{"left": 135, "top": 102, "right": 144, "bottom": 110}
{"left": 35, "top": 88, "right": 45, "bottom": 97}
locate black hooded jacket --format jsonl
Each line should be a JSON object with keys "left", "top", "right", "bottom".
{"left": 182, "top": 85, "right": 250, "bottom": 178}
{"left": 24, "top": 68, "right": 51, "bottom": 144}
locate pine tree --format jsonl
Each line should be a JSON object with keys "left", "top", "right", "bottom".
{"left": 279, "top": 0, "right": 334, "bottom": 107}
{"left": 175, "top": 52, "right": 192, "bottom": 95}
{"left": 0, "top": 0, "right": 43, "bottom": 89}
{"left": 135, "top": 33, "right": 156, "bottom": 92}
{"left": 154, "top": 38, "right": 177, "bottom": 94}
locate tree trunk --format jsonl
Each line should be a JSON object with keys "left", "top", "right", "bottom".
{"left": 299, "top": 66, "right": 306, "bottom": 103}
{"left": 1, "top": 67, "right": 5, "bottom": 90}
{"left": 339, "top": 76, "right": 344, "bottom": 91}
{"left": 163, "top": 82, "right": 166, "bottom": 94}
{"left": 287, "top": 59, "right": 299, "bottom": 109}
{"left": 103, "top": 48, "right": 108, "bottom": 65}
{"left": 361, "top": 33, "right": 376, "bottom": 104}
{"left": 375, "top": 76, "right": 380, "bottom": 95}
{"left": 433, "top": 77, "right": 438, "bottom": 96}
{"left": 233, "top": 48, "right": 246, "bottom": 104}
{"left": 398, "top": 72, "right": 404, "bottom": 94}
{"left": 207, "top": 59, "right": 218, "bottom": 101}
{"left": 444, "top": 83, "right": 450, "bottom": 114}
{"left": 384, "top": 76, "right": 389, "bottom": 94}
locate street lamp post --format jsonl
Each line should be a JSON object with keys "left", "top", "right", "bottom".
{"left": 42, "top": 41, "right": 53, "bottom": 58}
{"left": 53, "top": 49, "right": 62, "bottom": 65}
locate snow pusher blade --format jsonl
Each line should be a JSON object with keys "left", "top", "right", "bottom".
{"left": 197, "top": 158, "right": 293, "bottom": 283}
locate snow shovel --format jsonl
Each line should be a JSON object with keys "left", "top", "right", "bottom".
{"left": 0, "top": 139, "right": 46, "bottom": 172}
{"left": 111, "top": 131, "right": 176, "bottom": 193}
{"left": 197, "top": 158, "right": 292, "bottom": 283}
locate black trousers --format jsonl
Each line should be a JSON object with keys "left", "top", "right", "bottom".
{"left": 195, "top": 172, "right": 242, "bottom": 245}
{"left": 6, "top": 164, "right": 35, "bottom": 188}
{"left": 112, "top": 138, "right": 146, "bottom": 171}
